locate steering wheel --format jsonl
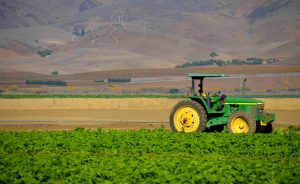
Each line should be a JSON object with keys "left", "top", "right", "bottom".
{"left": 213, "top": 91, "right": 222, "bottom": 97}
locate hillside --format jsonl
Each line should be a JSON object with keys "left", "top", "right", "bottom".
{"left": 0, "top": 0, "right": 299, "bottom": 74}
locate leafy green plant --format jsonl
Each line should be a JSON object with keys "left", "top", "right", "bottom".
{"left": 1, "top": 129, "right": 299, "bottom": 183}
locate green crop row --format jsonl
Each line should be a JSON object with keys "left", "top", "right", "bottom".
{"left": 1, "top": 129, "right": 299, "bottom": 183}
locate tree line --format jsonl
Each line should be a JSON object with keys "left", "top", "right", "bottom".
{"left": 26, "top": 80, "right": 67, "bottom": 86}
{"left": 108, "top": 78, "right": 131, "bottom": 83}
{"left": 175, "top": 57, "right": 277, "bottom": 68}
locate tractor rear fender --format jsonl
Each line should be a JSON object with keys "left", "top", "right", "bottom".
{"left": 189, "top": 96, "right": 210, "bottom": 113}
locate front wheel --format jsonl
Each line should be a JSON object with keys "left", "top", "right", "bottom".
{"left": 227, "top": 111, "right": 256, "bottom": 134}
{"left": 256, "top": 123, "right": 273, "bottom": 133}
{"left": 169, "top": 100, "right": 207, "bottom": 132}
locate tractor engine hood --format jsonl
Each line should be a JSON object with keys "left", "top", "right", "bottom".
{"left": 225, "top": 97, "right": 264, "bottom": 105}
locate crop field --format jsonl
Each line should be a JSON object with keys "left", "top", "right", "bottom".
{"left": 1, "top": 129, "right": 299, "bottom": 183}
{"left": 0, "top": 97, "right": 299, "bottom": 183}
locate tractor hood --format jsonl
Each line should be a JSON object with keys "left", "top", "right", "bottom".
{"left": 225, "top": 97, "right": 264, "bottom": 105}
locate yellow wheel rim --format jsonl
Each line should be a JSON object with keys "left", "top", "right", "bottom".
{"left": 173, "top": 105, "right": 200, "bottom": 132}
{"left": 231, "top": 116, "right": 249, "bottom": 133}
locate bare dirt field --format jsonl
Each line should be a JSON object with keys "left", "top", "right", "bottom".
{"left": 0, "top": 98, "right": 299, "bottom": 131}
{"left": 1, "top": 65, "right": 300, "bottom": 81}
{"left": 1, "top": 65, "right": 299, "bottom": 96}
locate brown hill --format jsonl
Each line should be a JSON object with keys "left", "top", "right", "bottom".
{"left": 0, "top": 0, "right": 299, "bottom": 74}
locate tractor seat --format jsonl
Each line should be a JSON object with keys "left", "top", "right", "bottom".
{"left": 201, "top": 93, "right": 212, "bottom": 109}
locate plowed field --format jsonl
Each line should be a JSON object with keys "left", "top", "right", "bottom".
{"left": 0, "top": 98, "right": 299, "bottom": 130}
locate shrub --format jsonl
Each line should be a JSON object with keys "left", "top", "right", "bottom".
{"left": 26, "top": 80, "right": 67, "bottom": 86}
{"left": 51, "top": 71, "right": 59, "bottom": 75}
{"left": 288, "top": 88, "right": 298, "bottom": 92}
{"left": 73, "top": 27, "right": 86, "bottom": 37}
{"left": 108, "top": 78, "right": 131, "bottom": 83}
{"left": 0, "top": 88, "right": 5, "bottom": 93}
{"left": 7, "top": 85, "right": 18, "bottom": 91}
{"left": 38, "top": 49, "right": 53, "bottom": 57}
{"left": 209, "top": 52, "right": 218, "bottom": 58}
{"left": 169, "top": 88, "right": 180, "bottom": 94}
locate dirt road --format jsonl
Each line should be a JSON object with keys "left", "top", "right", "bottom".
{"left": 0, "top": 98, "right": 299, "bottom": 131}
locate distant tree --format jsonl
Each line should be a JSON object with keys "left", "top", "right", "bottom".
{"left": 81, "top": 28, "right": 85, "bottom": 37}
{"left": 48, "top": 44, "right": 56, "bottom": 49}
{"left": 175, "top": 57, "right": 265, "bottom": 68}
{"left": 209, "top": 52, "right": 218, "bottom": 58}
{"left": 266, "top": 58, "right": 279, "bottom": 64}
{"left": 108, "top": 78, "right": 131, "bottom": 83}
{"left": 73, "top": 27, "right": 78, "bottom": 36}
{"left": 169, "top": 88, "right": 180, "bottom": 94}
{"left": 51, "top": 71, "right": 59, "bottom": 75}
{"left": 26, "top": 80, "right": 66, "bottom": 86}
{"left": 231, "top": 59, "right": 243, "bottom": 65}
{"left": 246, "top": 57, "right": 256, "bottom": 62}
{"left": 38, "top": 49, "right": 53, "bottom": 57}
{"left": 73, "top": 27, "right": 86, "bottom": 37}
{"left": 246, "top": 57, "right": 263, "bottom": 65}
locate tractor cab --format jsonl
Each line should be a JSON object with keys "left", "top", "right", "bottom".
{"left": 188, "top": 73, "right": 228, "bottom": 112}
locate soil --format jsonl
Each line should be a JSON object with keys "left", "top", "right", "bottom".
{"left": 0, "top": 98, "right": 299, "bottom": 131}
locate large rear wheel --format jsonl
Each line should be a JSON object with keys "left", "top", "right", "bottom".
{"left": 227, "top": 111, "right": 256, "bottom": 134}
{"left": 170, "top": 100, "right": 207, "bottom": 132}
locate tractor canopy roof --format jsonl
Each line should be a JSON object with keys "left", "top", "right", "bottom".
{"left": 187, "top": 73, "right": 228, "bottom": 79}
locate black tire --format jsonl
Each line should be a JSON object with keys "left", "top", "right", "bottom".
{"left": 169, "top": 100, "right": 207, "bottom": 132}
{"left": 227, "top": 111, "right": 256, "bottom": 134}
{"left": 256, "top": 123, "right": 273, "bottom": 133}
{"left": 264, "top": 123, "right": 273, "bottom": 133}
{"left": 206, "top": 125, "right": 224, "bottom": 133}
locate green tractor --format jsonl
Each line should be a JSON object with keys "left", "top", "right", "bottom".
{"left": 169, "top": 73, "right": 275, "bottom": 133}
